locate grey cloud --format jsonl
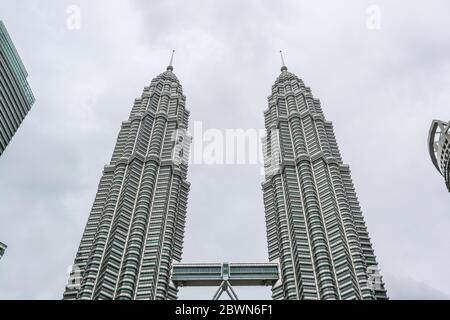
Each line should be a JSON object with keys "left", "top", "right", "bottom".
{"left": 0, "top": 0, "right": 449, "bottom": 299}
{"left": 384, "top": 273, "right": 449, "bottom": 300}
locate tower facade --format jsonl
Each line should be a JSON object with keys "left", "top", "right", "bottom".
{"left": 64, "top": 62, "right": 191, "bottom": 300}
{"left": 428, "top": 120, "right": 450, "bottom": 192}
{"left": 262, "top": 62, "right": 387, "bottom": 300}
{"left": 0, "top": 21, "right": 35, "bottom": 157}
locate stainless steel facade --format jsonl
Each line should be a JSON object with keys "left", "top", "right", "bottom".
{"left": 262, "top": 65, "right": 388, "bottom": 300}
{"left": 63, "top": 64, "right": 191, "bottom": 300}
{"left": 428, "top": 120, "right": 450, "bottom": 192}
{"left": 0, "top": 21, "right": 35, "bottom": 156}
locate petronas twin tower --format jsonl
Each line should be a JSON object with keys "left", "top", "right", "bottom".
{"left": 64, "top": 61, "right": 190, "bottom": 300}
{"left": 262, "top": 63, "right": 387, "bottom": 300}
{"left": 63, "top": 54, "right": 387, "bottom": 300}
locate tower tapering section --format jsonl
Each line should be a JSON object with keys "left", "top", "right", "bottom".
{"left": 64, "top": 61, "right": 191, "bottom": 300}
{"left": 262, "top": 59, "right": 387, "bottom": 300}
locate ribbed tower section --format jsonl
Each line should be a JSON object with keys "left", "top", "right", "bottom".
{"left": 64, "top": 64, "right": 191, "bottom": 300}
{"left": 262, "top": 65, "right": 387, "bottom": 300}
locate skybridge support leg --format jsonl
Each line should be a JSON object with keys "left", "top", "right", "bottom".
{"left": 212, "top": 281, "right": 239, "bottom": 300}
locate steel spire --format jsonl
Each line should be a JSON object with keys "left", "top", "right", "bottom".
{"left": 167, "top": 50, "right": 175, "bottom": 71}
{"left": 280, "top": 50, "right": 288, "bottom": 72}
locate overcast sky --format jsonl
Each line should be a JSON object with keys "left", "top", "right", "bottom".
{"left": 0, "top": 0, "right": 449, "bottom": 300}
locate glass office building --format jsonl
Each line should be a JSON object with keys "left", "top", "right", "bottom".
{"left": 0, "top": 21, "right": 35, "bottom": 156}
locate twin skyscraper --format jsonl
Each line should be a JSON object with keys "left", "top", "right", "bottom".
{"left": 63, "top": 54, "right": 388, "bottom": 300}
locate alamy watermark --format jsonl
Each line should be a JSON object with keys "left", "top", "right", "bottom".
{"left": 66, "top": 264, "right": 82, "bottom": 290}
{"left": 366, "top": 5, "right": 382, "bottom": 30}
{"left": 367, "top": 265, "right": 384, "bottom": 292}
{"left": 66, "top": 5, "right": 81, "bottom": 30}
{"left": 169, "top": 121, "right": 281, "bottom": 176}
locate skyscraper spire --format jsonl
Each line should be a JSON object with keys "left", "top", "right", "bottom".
{"left": 167, "top": 49, "right": 175, "bottom": 71}
{"left": 279, "top": 50, "right": 288, "bottom": 72}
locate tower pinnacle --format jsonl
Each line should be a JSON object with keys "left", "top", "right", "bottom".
{"left": 280, "top": 50, "right": 287, "bottom": 72}
{"left": 167, "top": 50, "right": 175, "bottom": 71}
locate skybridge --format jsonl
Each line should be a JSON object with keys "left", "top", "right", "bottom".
{"left": 171, "top": 262, "right": 279, "bottom": 300}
